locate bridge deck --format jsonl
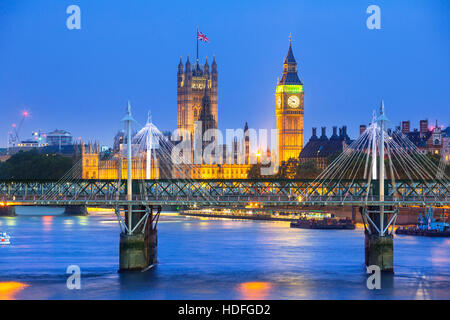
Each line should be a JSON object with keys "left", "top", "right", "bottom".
{"left": 0, "top": 179, "right": 448, "bottom": 207}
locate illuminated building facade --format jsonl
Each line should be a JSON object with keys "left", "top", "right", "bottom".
{"left": 175, "top": 53, "right": 253, "bottom": 179}
{"left": 82, "top": 40, "right": 304, "bottom": 180}
{"left": 80, "top": 142, "right": 161, "bottom": 180}
{"left": 177, "top": 56, "right": 218, "bottom": 137}
{"left": 276, "top": 38, "right": 304, "bottom": 165}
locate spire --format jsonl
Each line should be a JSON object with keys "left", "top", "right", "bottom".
{"left": 211, "top": 55, "right": 217, "bottom": 74}
{"left": 284, "top": 34, "right": 297, "bottom": 65}
{"left": 204, "top": 56, "right": 210, "bottom": 75}
{"left": 185, "top": 55, "right": 191, "bottom": 71}
{"left": 178, "top": 56, "right": 184, "bottom": 73}
{"left": 279, "top": 36, "right": 302, "bottom": 85}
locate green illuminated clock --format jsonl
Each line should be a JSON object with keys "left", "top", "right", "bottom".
{"left": 287, "top": 95, "right": 300, "bottom": 108}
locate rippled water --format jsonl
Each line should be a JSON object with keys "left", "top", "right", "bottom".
{"left": 0, "top": 207, "right": 449, "bottom": 300}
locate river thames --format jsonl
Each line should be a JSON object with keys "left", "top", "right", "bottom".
{"left": 0, "top": 207, "right": 449, "bottom": 300}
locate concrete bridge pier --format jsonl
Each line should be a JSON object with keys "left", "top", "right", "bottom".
{"left": 365, "top": 233, "right": 393, "bottom": 273}
{"left": 119, "top": 205, "right": 160, "bottom": 272}
{"left": 0, "top": 205, "right": 16, "bottom": 216}
{"left": 64, "top": 205, "right": 88, "bottom": 216}
{"left": 362, "top": 206, "right": 394, "bottom": 273}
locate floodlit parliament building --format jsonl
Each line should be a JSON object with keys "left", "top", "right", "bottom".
{"left": 81, "top": 39, "right": 304, "bottom": 179}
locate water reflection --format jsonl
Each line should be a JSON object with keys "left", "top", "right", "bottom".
{"left": 77, "top": 216, "right": 88, "bottom": 226}
{"left": 0, "top": 282, "right": 28, "bottom": 300}
{"left": 237, "top": 282, "right": 272, "bottom": 299}
{"left": 1, "top": 209, "right": 449, "bottom": 299}
{"left": 42, "top": 216, "right": 53, "bottom": 232}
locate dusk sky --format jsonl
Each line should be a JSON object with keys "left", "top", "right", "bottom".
{"left": 0, "top": 0, "right": 449, "bottom": 148}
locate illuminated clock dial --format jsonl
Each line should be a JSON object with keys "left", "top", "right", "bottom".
{"left": 287, "top": 95, "right": 300, "bottom": 108}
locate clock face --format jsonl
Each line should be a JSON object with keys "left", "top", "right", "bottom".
{"left": 287, "top": 95, "right": 300, "bottom": 108}
{"left": 276, "top": 97, "right": 281, "bottom": 108}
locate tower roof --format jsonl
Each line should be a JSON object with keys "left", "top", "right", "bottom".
{"left": 284, "top": 39, "right": 297, "bottom": 65}
{"left": 278, "top": 37, "right": 302, "bottom": 86}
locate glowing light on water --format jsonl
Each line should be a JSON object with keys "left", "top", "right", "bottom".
{"left": 99, "top": 220, "right": 120, "bottom": 224}
{"left": 2, "top": 218, "right": 16, "bottom": 227}
{"left": 237, "top": 282, "right": 272, "bottom": 299}
{"left": 77, "top": 216, "right": 88, "bottom": 226}
{"left": 42, "top": 216, "right": 53, "bottom": 232}
{"left": 0, "top": 282, "right": 28, "bottom": 300}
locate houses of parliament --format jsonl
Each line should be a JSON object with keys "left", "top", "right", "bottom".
{"left": 81, "top": 38, "right": 304, "bottom": 179}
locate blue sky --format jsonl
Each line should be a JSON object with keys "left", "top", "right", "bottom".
{"left": 0, "top": 0, "right": 449, "bottom": 147}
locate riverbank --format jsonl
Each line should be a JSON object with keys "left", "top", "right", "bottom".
{"left": 180, "top": 210, "right": 299, "bottom": 222}
{"left": 180, "top": 206, "right": 448, "bottom": 225}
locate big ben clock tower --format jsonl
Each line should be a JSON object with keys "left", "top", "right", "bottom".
{"left": 276, "top": 36, "right": 304, "bottom": 165}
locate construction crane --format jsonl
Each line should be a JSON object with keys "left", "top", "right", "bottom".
{"left": 7, "top": 110, "right": 30, "bottom": 150}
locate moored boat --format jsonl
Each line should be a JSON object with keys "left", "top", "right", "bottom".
{"left": 395, "top": 207, "right": 450, "bottom": 237}
{"left": 290, "top": 213, "right": 355, "bottom": 230}
{"left": 0, "top": 232, "right": 11, "bottom": 245}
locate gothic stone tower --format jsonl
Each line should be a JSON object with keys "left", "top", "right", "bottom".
{"left": 276, "top": 38, "right": 304, "bottom": 165}
{"left": 177, "top": 56, "right": 218, "bottom": 138}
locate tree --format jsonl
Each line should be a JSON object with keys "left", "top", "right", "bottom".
{"left": 247, "top": 163, "right": 275, "bottom": 179}
{"left": 296, "top": 160, "right": 321, "bottom": 179}
{"left": 0, "top": 150, "right": 73, "bottom": 179}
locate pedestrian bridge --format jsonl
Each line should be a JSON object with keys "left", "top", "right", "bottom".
{"left": 0, "top": 179, "right": 448, "bottom": 207}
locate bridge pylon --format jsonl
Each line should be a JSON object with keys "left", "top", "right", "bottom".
{"left": 360, "top": 101, "right": 397, "bottom": 273}
{"left": 117, "top": 102, "right": 161, "bottom": 272}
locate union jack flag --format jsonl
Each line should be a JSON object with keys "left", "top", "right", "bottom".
{"left": 197, "top": 31, "right": 209, "bottom": 42}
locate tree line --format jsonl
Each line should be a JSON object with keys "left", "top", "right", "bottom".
{"left": 0, "top": 150, "right": 74, "bottom": 179}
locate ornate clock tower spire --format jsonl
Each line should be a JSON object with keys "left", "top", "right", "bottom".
{"left": 276, "top": 35, "right": 304, "bottom": 166}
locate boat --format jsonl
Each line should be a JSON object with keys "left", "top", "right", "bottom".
{"left": 0, "top": 232, "right": 11, "bottom": 245}
{"left": 290, "top": 212, "right": 355, "bottom": 230}
{"left": 395, "top": 207, "right": 450, "bottom": 237}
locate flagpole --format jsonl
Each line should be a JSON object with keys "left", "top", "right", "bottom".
{"left": 196, "top": 26, "right": 199, "bottom": 62}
